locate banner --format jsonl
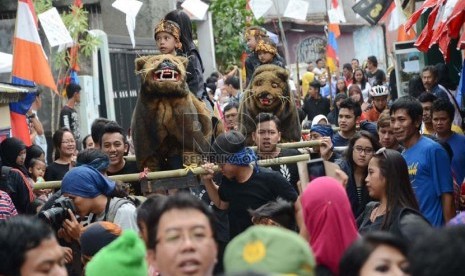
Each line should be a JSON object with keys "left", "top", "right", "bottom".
{"left": 352, "top": 0, "right": 394, "bottom": 25}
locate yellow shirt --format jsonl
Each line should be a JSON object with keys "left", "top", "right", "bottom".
{"left": 422, "top": 124, "right": 464, "bottom": 135}
{"left": 301, "top": 72, "right": 315, "bottom": 98}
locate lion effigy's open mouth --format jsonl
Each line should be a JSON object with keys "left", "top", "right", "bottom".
{"left": 257, "top": 93, "right": 275, "bottom": 106}
{"left": 152, "top": 59, "right": 181, "bottom": 82}
{"left": 153, "top": 69, "right": 180, "bottom": 81}
{"left": 259, "top": 98, "right": 274, "bottom": 105}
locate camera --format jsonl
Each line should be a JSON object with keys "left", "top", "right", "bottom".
{"left": 38, "top": 196, "right": 76, "bottom": 229}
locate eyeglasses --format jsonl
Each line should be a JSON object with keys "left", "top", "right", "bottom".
{"left": 156, "top": 230, "right": 212, "bottom": 247}
{"left": 61, "top": 140, "right": 76, "bottom": 144}
{"left": 353, "top": 146, "right": 374, "bottom": 155}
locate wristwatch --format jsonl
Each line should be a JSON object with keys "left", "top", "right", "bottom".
{"left": 27, "top": 113, "right": 36, "bottom": 119}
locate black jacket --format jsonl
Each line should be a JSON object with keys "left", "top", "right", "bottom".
{"left": 0, "top": 165, "right": 31, "bottom": 214}
{"left": 336, "top": 159, "right": 371, "bottom": 217}
{"left": 358, "top": 202, "right": 432, "bottom": 245}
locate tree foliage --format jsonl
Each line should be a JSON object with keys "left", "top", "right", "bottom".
{"left": 34, "top": 0, "right": 100, "bottom": 73}
{"left": 209, "top": 0, "right": 262, "bottom": 72}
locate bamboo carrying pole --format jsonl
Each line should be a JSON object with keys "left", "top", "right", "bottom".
{"left": 34, "top": 154, "right": 312, "bottom": 190}
{"left": 123, "top": 140, "right": 323, "bottom": 162}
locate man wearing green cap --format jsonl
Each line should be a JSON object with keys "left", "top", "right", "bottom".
{"left": 86, "top": 230, "right": 147, "bottom": 276}
{"left": 224, "top": 225, "right": 315, "bottom": 275}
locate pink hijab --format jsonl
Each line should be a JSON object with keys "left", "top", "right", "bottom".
{"left": 301, "top": 177, "right": 358, "bottom": 275}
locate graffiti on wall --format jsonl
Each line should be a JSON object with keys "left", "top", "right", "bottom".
{"left": 296, "top": 36, "right": 327, "bottom": 64}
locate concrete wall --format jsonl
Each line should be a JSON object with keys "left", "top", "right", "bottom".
{"left": 286, "top": 31, "right": 356, "bottom": 65}
{"left": 99, "top": 0, "right": 174, "bottom": 40}
{"left": 0, "top": 18, "right": 15, "bottom": 83}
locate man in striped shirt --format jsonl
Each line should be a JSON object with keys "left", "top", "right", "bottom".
{"left": 0, "top": 190, "right": 17, "bottom": 220}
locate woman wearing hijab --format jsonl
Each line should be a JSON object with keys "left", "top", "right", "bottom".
{"left": 301, "top": 177, "right": 359, "bottom": 276}
{"left": 0, "top": 137, "right": 35, "bottom": 213}
{"left": 308, "top": 124, "right": 336, "bottom": 162}
{"left": 0, "top": 137, "right": 29, "bottom": 176}
{"left": 59, "top": 166, "right": 138, "bottom": 243}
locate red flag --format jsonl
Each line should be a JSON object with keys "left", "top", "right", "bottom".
{"left": 458, "top": 24, "right": 465, "bottom": 50}
{"left": 404, "top": 0, "right": 437, "bottom": 32}
{"left": 438, "top": 31, "right": 452, "bottom": 62}
{"left": 446, "top": 0, "right": 465, "bottom": 38}
{"left": 428, "top": 21, "right": 448, "bottom": 49}
{"left": 414, "top": 4, "right": 440, "bottom": 52}
{"left": 331, "top": 0, "right": 338, "bottom": 8}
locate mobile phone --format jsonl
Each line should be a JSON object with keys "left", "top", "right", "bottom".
{"left": 306, "top": 158, "right": 326, "bottom": 181}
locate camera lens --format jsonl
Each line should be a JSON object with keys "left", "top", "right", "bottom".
{"left": 38, "top": 207, "right": 66, "bottom": 226}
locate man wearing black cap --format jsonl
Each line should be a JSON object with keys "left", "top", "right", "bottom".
{"left": 201, "top": 131, "right": 297, "bottom": 238}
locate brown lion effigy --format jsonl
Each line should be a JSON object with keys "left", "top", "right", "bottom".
{"left": 131, "top": 54, "right": 212, "bottom": 171}
{"left": 239, "top": 64, "right": 301, "bottom": 145}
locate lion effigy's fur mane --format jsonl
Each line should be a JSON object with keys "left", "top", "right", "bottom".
{"left": 238, "top": 64, "right": 301, "bottom": 145}
{"left": 131, "top": 54, "right": 212, "bottom": 171}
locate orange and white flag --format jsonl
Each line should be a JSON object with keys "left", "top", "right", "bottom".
{"left": 12, "top": 0, "right": 57, "bottom": 92}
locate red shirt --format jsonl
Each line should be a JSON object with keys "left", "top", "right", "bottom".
{"left": 362, "top": 107, "right": 384, "bottom": 122}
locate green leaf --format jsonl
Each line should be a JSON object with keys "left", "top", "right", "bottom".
{"left": 209, "top": 0, "right": 263, "bottom": 71}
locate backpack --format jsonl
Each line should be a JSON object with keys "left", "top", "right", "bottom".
{"left": 106, "top": 195, "right": 146, "bottom": 223}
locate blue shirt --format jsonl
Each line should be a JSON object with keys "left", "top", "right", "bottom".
{"left": 402, "top": 136, "right": 453, "bottom": 227}
{"left": 446, "top": 133, "right": 465, "bottom": 184}
{"left": 457, "top": 73, "right": 463, "bottom": 108}
{"left": 431, "top": 84, "right": 449, "bottom": 101}
{"left": 332, "top": 132, "right": 350, "bottom": 147}
{"left": 320, "top": 82, "right": 336, "bottom": 99}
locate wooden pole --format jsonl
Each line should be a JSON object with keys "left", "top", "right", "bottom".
{"left": 123, "top": 140, "right": 323, "bottom": 162}
{"left": 34, "top": 154, "right": 311, "bottom": 190}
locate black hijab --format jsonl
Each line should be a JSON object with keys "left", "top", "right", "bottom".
{"left": 0, "top": 137, "right": 28, "bottom": 175}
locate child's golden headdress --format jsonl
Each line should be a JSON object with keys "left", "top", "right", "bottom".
{"left": 244, "top": 26, "right": 268, "bottom": 39}
{"left": 154, "top": 20, "right": 181, "bottom": 47}
{"left": 255, "top": 39, "right": 277, "bottom": 55}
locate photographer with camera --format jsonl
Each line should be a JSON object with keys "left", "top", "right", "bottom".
{"left": 56, "top": 165, "right": 138, "bottom": 243}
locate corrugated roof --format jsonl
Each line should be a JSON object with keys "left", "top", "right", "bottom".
{"left": 0, "top": 83, "right": 37, "bottom": 104}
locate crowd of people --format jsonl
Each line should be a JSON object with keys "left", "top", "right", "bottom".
{"left": 1, "top": 9, "right": 465, "bottom": 276}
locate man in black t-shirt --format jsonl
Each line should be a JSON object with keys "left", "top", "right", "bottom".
{"left": 201, "top": 131, "right": 297, "bottom": 238}
{"left": 101, "top": 122, "right": 141, "bottom": 195}
{"left": 252, "top": 113, "right": 301, "bottom": 193}
{"left": 302, "top": 80, "right": 331, "bottom": 122}
{"left": 365, "top": 55, "right": 386, "bottom": 87}
{"left": 59, "top": 83, "right": 81, "bottom": 149}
